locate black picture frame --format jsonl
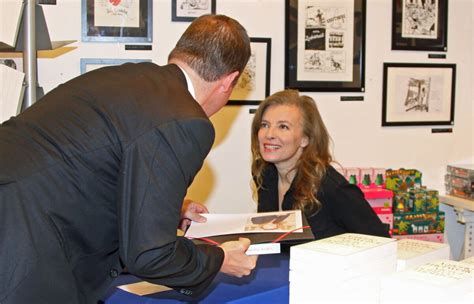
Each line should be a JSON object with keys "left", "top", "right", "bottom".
{"left": 82, "top": 0, "right": 152, "bottom": 43}
{"left": 172, "top": 0, "right": 216, "bottom": 22}
{"left": 228, "top": 38, "right": 272, "bottom": 106}
{"left": 391, "top": 0, "right": 448, "bottom": 51}
{"left": 382, "top": 63, "right": 456, "bottom": 126}
{"left": 285, "top": 0, "right": 366, "bottom": 92}
{"left": 80, "top": 58, "right": 152, "bottom": 74}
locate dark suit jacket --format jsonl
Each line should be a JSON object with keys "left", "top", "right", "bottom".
{"left": 0, "top": 63, "right": 224, "bottom": 303}
{"left": 257, "top": 165, "right": 390, "bottom": 240}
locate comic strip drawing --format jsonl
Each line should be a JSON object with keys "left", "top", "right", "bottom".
{"left": 179, "top": 0, "right": 209, "bottom": 11}
{"left": 236, "top": 49, "right": 256, "bottom": 92}
{"left": 402, "top": 0, "right": 438, "bottom": 39}
{"left": 245, "top": 213, "right": 296, "bottom": 232}
{"left": 404, "top": 78, "right": 430, "bottom": 112}
{"left": 304, "top": 5, "right": 347, "bottom": 74}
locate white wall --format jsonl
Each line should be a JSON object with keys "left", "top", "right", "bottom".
{"left": 37, "top": 0, "right": 473, "bottom": 214}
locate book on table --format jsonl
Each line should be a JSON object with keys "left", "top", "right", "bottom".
{"left": 396, "top": 238, "right": 450, "bottom": 271}
{"left": 185, "top": 210, "right": 314, "bottom": 255}
{"left": 289, "top": 233, "right": 397, "bottom": 304}
{"left": 379, "top": 260, "right": 474, "bottom": 303}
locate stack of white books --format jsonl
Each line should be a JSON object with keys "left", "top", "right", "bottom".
{"left": 460, "top": 256, "right": 474, "bottom": 266}
{"left": 396, "top": 239, "right": 450, "bottom": 271}
{"left": 289, "top": 233, "right": 397, "bottom": 303}
{"left": 380, "top": 260, "right": 474, "bottom": 304}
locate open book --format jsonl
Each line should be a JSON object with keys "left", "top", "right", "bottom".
{"left": 185, "top": 210, "right": 314, "bottom": 255}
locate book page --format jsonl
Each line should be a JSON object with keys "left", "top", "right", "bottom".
{"left": 397, "top": 239, "right": 448, "bottom": 260}
{"left": 0, "top": 64, "right": 25, "bottom": 123}
{"left": 118, "top": 281, "right": 171, "bottom": 296}
{"left": 295, "top": 233, "right": 395, "bottom": 256}
{"left": 185, "top": 210, "right": 303, "bottom": 238}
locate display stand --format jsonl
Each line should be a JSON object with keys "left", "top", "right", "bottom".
{"left": 440, "top": 195, "right": 474, "bottom": 259}
{"left": 0, "top": 1, "right": 75, "bottom": 112}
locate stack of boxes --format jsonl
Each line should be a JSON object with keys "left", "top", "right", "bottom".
{"left": 386, "top": 168, "right": 445, "bottom": 243}
{"left": 343, "top": 167, "right": 394, "bottom": 233}
{"left": 445, "top": 164, "right": 474, "bottom": 200}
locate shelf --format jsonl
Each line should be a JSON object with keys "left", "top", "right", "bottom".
{"left": 439, "top": 195, "right": 474, "bottom": 212}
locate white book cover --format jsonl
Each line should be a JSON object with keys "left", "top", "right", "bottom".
{"left": 396, "top": 239, "right": 450, "bottom": 271}
{"left": 0, "top": 64, "right": 24, "bottom": 123}
{"left": 290, "top": 233, "right": 396, "bottom": 267}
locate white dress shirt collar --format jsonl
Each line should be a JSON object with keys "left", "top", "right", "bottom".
{"left": 176, "top": 64, "right": 196, "bottom": 99}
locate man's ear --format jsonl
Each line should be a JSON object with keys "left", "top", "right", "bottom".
{"left": 221, "top": 71, "right": 240, "bottom": 93}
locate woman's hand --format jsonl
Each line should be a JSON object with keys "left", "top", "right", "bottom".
{"left": 179, "top": 199, "right": 208, "bottom": 231}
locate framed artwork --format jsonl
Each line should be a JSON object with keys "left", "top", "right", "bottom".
{"left": 172, "top": 0, "right": 216, "bottom": 22}
{"left": 382, "top": 63, "right": 456, "bottom": 126}
{"left": 228, "top": 38, "right": 271, "bottom": 106}
{"left": 80, "top": 58, "right": 152, "bottom": 74}
{"left": 284, "top": 0, "right": 366, "bottom": 92}
{"left": 392, "top": 0, "right": 448, "bottom": 51}
{"left": 82, "top": 0, "right": 152, "bottom": 43}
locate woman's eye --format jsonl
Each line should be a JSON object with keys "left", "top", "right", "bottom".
{"left": 279, "top": 124, "right": 289, "bottom": 130}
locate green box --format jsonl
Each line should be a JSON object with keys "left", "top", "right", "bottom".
{"left": 392, "top": 211, "right": 445, "bottom": 235}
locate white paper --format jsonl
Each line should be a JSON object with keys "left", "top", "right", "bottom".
{"left": 0, "top": 64, "right": 25, "bottom": 123}
{"left": 185, "top": 210, "right": 303, "bottom": 239}
{"left": 94, "top": 0, "right": 140, "bottom": 28}
{"left": 118, "top": 281, "right": 171, "bottom": 296}
{"left": 0, "top": 0, "right": 24, "bottom": 47}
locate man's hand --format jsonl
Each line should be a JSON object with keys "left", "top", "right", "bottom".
{"left": 179, "top": 199, "right": 208, "bottom": 231}
{"left": 219, "top": 238, "right": 258, "bottom": 277}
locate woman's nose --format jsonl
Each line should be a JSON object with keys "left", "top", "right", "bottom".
{"left": 265, "top": 127, "right": 275, "bottom": 139}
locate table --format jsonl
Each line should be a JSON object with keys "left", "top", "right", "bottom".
{"left": 440, "top": 195, "right": 474, "bottom": 259}
{"left": 104, "top": 253, "right": 290, "bottom": 303}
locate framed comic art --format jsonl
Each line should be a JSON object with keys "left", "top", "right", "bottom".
{"left": 172, "top": 0, "right": 216, "bottom": 22}
{"left": 382, "top": 63, "right": 456, "bottom": 126}
{"left": 228, "top": 38, "right": 271, "bottom": 106}
{"left": 285, "top": 0, "right": 366, "bottom": 92}
{"left": 82, "top": 0, "right": 152, "bottom": 43}
{"left": 80, "top": 58, "right": 151, "bottom": 74}
{"left": 392, "top": 0, "right": 448, "bottom": 51}
{"left": 392, "top": 0, "right": 448, "bottom": 52}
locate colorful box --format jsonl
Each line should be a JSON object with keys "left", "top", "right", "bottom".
{"left": 377, "top": 213, "right": 394, "bottom": 230}
{"left": 361, "top": 187, "right": 393, "bottom": 209}
{"left": 392, "top": 188, "right": 439, "bottom": 214}
{"left": 385, "top": 168, "right": 422, "bottom": 191}
{"left": 447, "top": 164, "right": 474, "bottom": 180}
{"left": 392, "top": 211, "right": 445, "bottom": 236}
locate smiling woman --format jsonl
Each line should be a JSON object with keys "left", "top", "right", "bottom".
{"left": 250, "top": 89, "right": 390, "bottom": 241}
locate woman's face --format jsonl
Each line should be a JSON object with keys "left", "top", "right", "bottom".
{"left": 257, "top": 104, "right": 308, "bottom": 169}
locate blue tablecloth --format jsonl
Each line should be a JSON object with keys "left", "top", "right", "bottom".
{"left": 104, "top": 253, "right": 289, "bottom": 303}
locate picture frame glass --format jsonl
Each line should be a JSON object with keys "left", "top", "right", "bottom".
{"left": 392, "top": 0, "right": 448, "bottom": 51}
{"left": 82, "top": 0, "right": 152, "bottom": 43}
{"left": 382, "top": 63, "right": 456, "bottom": 126}
{"left": 172, "top": 0, "right": 216, "bottom": 22}
{"left": 228, "top": 38, "right": 271, "bottom": 106}
{"left": 80, "top": 58, "right": 152, "bottom": 74}
{"left": 285, "top": 0, "right": 366, "bottom": 92}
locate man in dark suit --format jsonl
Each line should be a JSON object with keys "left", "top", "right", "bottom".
{"left": 0, "top": 14, "right": 256, "bottom": 304}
